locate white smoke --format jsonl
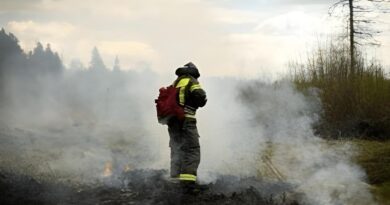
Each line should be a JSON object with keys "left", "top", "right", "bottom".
{"left": 197, "top": 79, "right": 376, "bottom": 205}
{"left": 0, "top": 67, "right": 163, "bottom": 183}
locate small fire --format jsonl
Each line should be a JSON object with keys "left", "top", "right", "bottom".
{"left": 123, "top": 164, "right": 131, "bottom": 172}
{"left": 103, "top": 161, "right": 113, "bottom": 177}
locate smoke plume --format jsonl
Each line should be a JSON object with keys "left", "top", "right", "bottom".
{"left": 197, "top": 80, "right": 375, "bottom": 205}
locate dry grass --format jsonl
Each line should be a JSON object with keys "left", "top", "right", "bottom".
{"left": 352, "top": 139, "right": 390, "bottom": 205}
{"left": 290, "top": 42, "right": 390, "bottom": 138}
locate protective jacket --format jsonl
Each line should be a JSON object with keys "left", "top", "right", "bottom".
{"left": 173, "top": 63, "right": 207, "bottom": 119}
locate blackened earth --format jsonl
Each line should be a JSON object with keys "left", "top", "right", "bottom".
{"left": 0, "top": 169, "right": 301, "bottom": 205}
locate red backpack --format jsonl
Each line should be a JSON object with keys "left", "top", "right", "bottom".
{"left": 155, "top": 85, "right": 184, "bottom": 124}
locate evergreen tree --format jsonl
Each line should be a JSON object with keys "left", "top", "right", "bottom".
{"left": 0, "top": 28, "right": 23, "bottom": 62}
{"left": 89, "top": 47, "right": 107, "bottom": 71}
{"left": 0, "top": 28, "right": 26, "bottom": 75}
{"left": 45, "top": 44, "right": 63, "bottom": 74}
{"left": 29, "top": 42, "right": 63, "bottom": 75}
{"left": 29, "top": 42, "right": 46, "bottom": 74}
{"left": 113, "top": 56, "right": 120, "bottom": 72}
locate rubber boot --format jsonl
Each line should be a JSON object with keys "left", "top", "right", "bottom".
{"left": 180, "top": 181, "right": 199, "bottom": 195}
{"left": 180, "top": 181, "right": 209, "bottom": 195}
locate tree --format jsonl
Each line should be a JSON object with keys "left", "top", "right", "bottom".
{"left": 0, "top": 28, "right": 24, "bottom": 63}
{"left": 329, "top": 0, "right": 390, "bottom": 76}
{"left": 44, "top": 44, "right": 63, "bottom": 74}
{"left": 29, "top": 42, "right": 45, "bottom": 69}
{"left": 28, "top": 43, "right": 63, "bottom": 75}
{"left": 0, "top": 28, "right": 26, "bottom": 75}
{"left": 113, "top": 56, "right": 120, "bottom": 72}
{"left": 89, "top": 47, "right": 107, "bottom": 71}
{"left": 0, "top": 29, "right": 27, "bottom": 101}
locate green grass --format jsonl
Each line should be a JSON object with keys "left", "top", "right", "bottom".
{"left": 352, "top": 140, "right": 390, "bottom": 204}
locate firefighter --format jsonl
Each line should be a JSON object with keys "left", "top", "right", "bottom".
{"left": 168, "top": 62, "right": 207, "bottom": 192}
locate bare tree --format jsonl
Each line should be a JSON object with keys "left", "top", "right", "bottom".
{"left": 329, "top": 0, "right": 390, "bottom": 75}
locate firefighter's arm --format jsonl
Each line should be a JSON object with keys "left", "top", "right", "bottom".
{"left": 189, "top": 83, "right": 207, "bottom": 108}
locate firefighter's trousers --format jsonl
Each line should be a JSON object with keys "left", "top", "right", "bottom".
{"left": 168, "top": 117, "right": 200, "bottom": 182}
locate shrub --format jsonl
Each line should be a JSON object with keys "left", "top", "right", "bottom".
{"left": 290, "top": 42, "right": 390, "bottom": 139}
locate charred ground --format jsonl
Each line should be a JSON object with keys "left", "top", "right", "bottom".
{"left": 0, "top": 169, "right": 300, "bottom": 205}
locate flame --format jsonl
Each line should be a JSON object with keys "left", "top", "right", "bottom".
{"left": 123, "top": 164, "right": 131, "bottom": 172}
{"left": 103, "top": 161, "right": 113, "bottom": 177}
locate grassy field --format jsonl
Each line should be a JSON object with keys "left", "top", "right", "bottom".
{"left": 352, "top": 140, "right": 390, "bottom": 205}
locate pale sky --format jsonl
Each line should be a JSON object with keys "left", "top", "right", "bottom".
{"left": 1, "top": 0, "right": 389, "bottom": 78}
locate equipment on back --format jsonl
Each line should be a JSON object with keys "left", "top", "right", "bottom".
{"left": 155, "top": 86, "right": 184, "bottom": 125}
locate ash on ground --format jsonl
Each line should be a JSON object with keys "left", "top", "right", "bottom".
{"left": 0, "top": 169, "right": 301, "bottom": 205}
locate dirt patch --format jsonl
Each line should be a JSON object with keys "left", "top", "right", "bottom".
{"left": 0, "top": 169, "right": 301, "bottom": 205}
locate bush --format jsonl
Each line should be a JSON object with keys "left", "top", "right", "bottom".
{"left": 290, "top": 42, "right": 390, "bottom": 139}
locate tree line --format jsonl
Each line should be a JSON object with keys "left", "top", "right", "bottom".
{"left": 0, "top": 28, "right": 63, "bottom": 78}
{"left": 0, "top": 28, "right": 154, "bottom": 128}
